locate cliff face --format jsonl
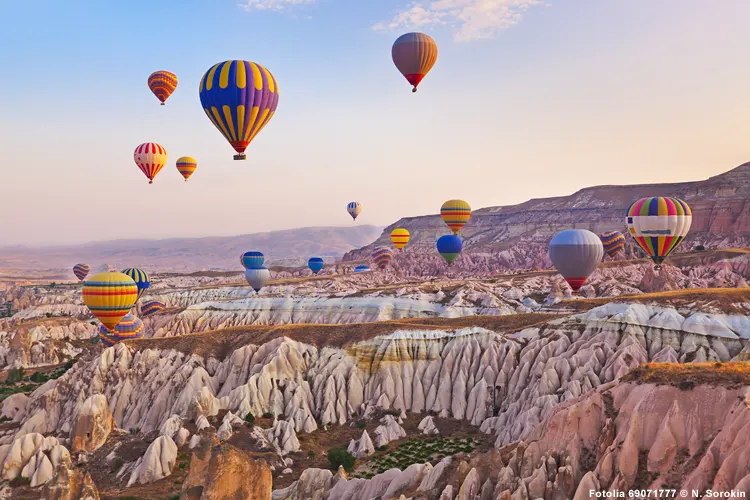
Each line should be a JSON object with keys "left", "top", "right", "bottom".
{"left": 344, "top": 163, "right": 750, "bottom": 268}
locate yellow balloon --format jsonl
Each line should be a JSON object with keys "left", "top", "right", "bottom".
{"left": 82, "top": 272, "right": 139, "bottom": 331}
{"left": 390, "top": 228, "right": 410, "bottom": 249}
{"left": 440, "top": 200, "right": 471, "bottom": 234}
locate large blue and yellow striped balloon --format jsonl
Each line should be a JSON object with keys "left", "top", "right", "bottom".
{"left": 626, "top": 197, "right": 692, "bottom": 269}
{"left": 199, "top": 60, "right": 280, "bottom": 160}
{"left": 121, "top": 268, "right": 150, "bottom": 300}
{"left": 73, "top": 264, "right": 90, "bottom": 282}
{"left": 599, "top": 231, "right": 625, "bottom": 258}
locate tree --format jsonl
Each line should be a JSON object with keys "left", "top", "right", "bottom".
{"left": 327, "top": 447, "right": 355, "bottom": 473}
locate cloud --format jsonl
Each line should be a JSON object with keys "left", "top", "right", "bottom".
{"left": 373, "top": 0, "right": 543, "bottom": 42}
{"left": 238, "top": 0, "right": 315, "bottom": 12}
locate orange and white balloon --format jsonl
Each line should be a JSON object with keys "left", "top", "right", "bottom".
{"left": 134, "top": 143, "right": 167, "bottom": 184}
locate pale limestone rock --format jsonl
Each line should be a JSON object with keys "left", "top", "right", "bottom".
{"left": 127, "top": 435, "right": 177, "bottom": 486}
{"left": 70, "top": 395, "right": 113, "bottom": 453}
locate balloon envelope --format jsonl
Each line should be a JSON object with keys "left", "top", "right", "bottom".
{"left": 392, "top": 32, "right": 438, "bottom": 92}
{"left": 391, "top": 228, "right": 410, "bottom": 249}
{"left": 141, "top": 300, "right": 166, "bottom": 317}
{"left": 176, "top": 156, "right": 197, "bottom": 181}
{"left": 600, "top": 231, "right": 626, "bottom": 258}
{"left": 134, "top": 143, "right": 167, "bottom": 184}
{"left": 549, "top": 229, "right": 604, "bottom": 291}
{"left": 245, "top": 267, "right": 270, "bottom": 292}
{"left": 241, "top": 251, "right": 265, "bottom": 270}
{"left": 99, "top": 312, "right": 144, "bottom": 346}
{"left": 347, "top": 202, "right": 362, "bottom": 221}
{"left": 440, "top": 200, "right": 471, "bottom": 234}
{"left": 73, "top": 264, "right": 90, "bottom": 282}
{"left": 121, "top": 268, "right": 150, "bottom": 300}
{"left": 148, "top": 71, "right": 178, "bottom": 105}
{"left": 626, "top": 197, "right": 692, "bottom": 268}
{"left": 199, "top": 60, "right": 280, "bottom": 160}
{"left": 354, "top": 265, "right": 371, "bottom": 273}
{"left": 82, "top": 272, "right": 139, "bottom": 331}
{"left": 436, "top": 234, "right": 463, "bottom": 264}
{"left": 308, "top": 257, "right": 324, "bottom": 275}
{"left": 371, "top": 247, "right": 394, "bottom": 270}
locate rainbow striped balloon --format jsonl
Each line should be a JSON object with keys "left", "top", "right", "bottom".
{"left": 148, "top": 70, "right": 178, "bottom": 105}
{"left": 599, "top": 231, "right": 626, "bottom": 258}
{"left": 199, "top": 60, "right": 280, "bottom": 160}
{"left": 121, "top": 268, "right": 150, "bottom": 300}
{"left": 82, "top": 272, "right": 138, "bottom": 331}
{"left": 134, "top": 143, "right": 167, "bottom": 184}
{"left": 390, "top": 228, "right": 410, "bottom": 249}
{"left": 99, "top": 312, "right": 144, "bottom": 346}
{"left": 140, "top": 300, "right": 165, "bottom": 317}
{"left": 73, "top": 263, "right": 90, "bottom": 282}
{"left": 371, "top": 247, "right": 394, "bottom": 270}
{"left": 440, "top": 200, "right": 471, "bottom": 234}
{"left": 627, "top": 197, "right": 692, "bottom": 269}
{"left": 176, "top": 156, "right": 197, "bottom": 181}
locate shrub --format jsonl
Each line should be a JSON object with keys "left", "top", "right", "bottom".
{"left": 244, "top": 412, "right": 256, "bottom": 426}
{"left": 327, "top": 447, "right": 355, "bottom": 473}
{"left": 6, "top": 368, "right": 24, "bottom": 384}
{"left": 262, "top": 412, "right": 274, "bottom": 419}
{"left": 308, "top": 450, "right": 315, "bottom": 458}
{"left": 29, "top": 372, "right": 45, "bottom": 383}
{"left": 376, "top": 445, "right": 388, "bottom": 452}
{"left": 111, "top": 458, "right": 123, "bottom": 472}
{"left": 45, "top": 312, "right": 52, "bottom": 318}
{"left": 129, "top": 427, "right": 140, "bottom": 435}
{"left": 356, "top": 421, "right": 366, "bottom": 429}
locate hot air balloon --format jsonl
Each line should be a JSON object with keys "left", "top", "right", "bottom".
{"left": 347, "top": 202, "right": 362, "bottom": 221}
{"left": 549, "top": 229, "right": 604, "bottom": 292}
{"left": 245, "top": 267, "right": 270, "bottom": 292}
{"left": 371, "top": 247, "right": 394, "bottom": 270}
{"left": 440, "top": 200, "right": 471, "bottom": 234}
{"left": 199, "top": 60, "right": 280, "bottom": 160}
{"left": 73, "top": 264, "right": 90, "bottom": 282}
{"left": 148, "top": 71, "right": 178, "bottom": 105}
{"left": 626, "top": 197, "right": 692, "bottom": 270}
{"left": 354, "top": 265, "right": 371, "bottom": 273}
{"left": 99, "top": 312, "right": 144, "bottom": 346}
{"left": 391, "top": 228, "right": 410, "bottom": 250}
{"left": 141, "top": 300, "right": 166, "bottom": 317}
{"left": 436, "top": 235, "right": 463, "bottom": 264}
{"left": 241, "top": 251, "right": 265, "bottom": 270}
{"left": 121, "top": 268, "right": 150, "bottom": 300}
{"left": 600, "top": 231, "right": 626, "bottom": 259}
{"left": 82, "top": 272, "right": 138, "bottom": 331}
{"left": 392, "top": 32, "right": 438, "bottom": 93}
{"left": 308, "top": 257, "right": 324, "bottom": 275}
{"left": 134, "top": 143, "right": 167, "bottom": 184}
{"left": 176, "top": 156, "right": 197, "bottom": 181}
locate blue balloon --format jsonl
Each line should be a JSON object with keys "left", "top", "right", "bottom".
{"left": 241, "top": 251, "right": 265, "bottom": 270}
{"left": 308, "top": 257, "right": 324, "bottom": 275}
{"left": 436, "top": 235, "right": 463, "bottom": 264}
{"left": 354, "top": 265, "right": 371, "bottom": 273}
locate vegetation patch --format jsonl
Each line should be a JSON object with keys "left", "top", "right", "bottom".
{"left": 356, "top": 436, "right": 479, "bottom": 476}
{"left": 621, "top": 362, "right": 750, "bottom": 387}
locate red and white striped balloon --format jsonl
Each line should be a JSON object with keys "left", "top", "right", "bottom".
{"left": 133, "top": 143, "right": 167, "bottom": 184}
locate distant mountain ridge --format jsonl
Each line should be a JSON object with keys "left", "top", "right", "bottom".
{"left": 0, "top": 225, "right": 384, "bottom": 274}
{"left": 343, "top": 162, "right": 750, "bottom": 272}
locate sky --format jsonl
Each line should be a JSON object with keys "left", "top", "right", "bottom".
{"left": 1, "top": 0, "right": 749, "bottom": 245}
